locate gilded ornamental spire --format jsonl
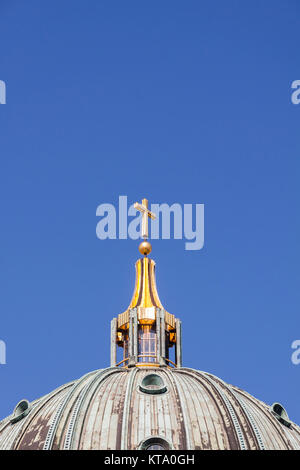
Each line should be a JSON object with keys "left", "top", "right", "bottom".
{"left": 110, "top": 197, "right": 182, "bottom": 369}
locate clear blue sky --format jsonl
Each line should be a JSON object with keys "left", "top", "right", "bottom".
{"left": 0, "top": 1, "right": 299, "bottom": 425}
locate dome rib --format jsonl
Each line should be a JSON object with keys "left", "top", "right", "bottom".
{"left": 228, "top": 389, "right": 265, "bottom": 450}
{"left": 120, "top": 368, "right": 138, "bottom": 450}
{"left": 199, "top": 369, "right": 300, "bottom": 450}
{"left": 231, "top": 386, "right": 292, "bottom": 450}
{"left": 176, "top": 369, "right": 246, "bottom": 449}
{"left": 84, "top": 368, "right": 125, "bottom": 449}
{"left": 65, "top": 368, "right": 123, "bottom": 450}
{"left": 160, "top": 369, "right": 189, "bottom": 449}
{"left": 15, "top": 381, "right": 74, "bottom": 450}
{"left": 173, "top": 370, "right": 223, "bottom": 449}
{"left": 43, "top": 369, "right": 100, "bottom": 450}
{"left": 203, "top": 372, "right": 265, "bottom": 450}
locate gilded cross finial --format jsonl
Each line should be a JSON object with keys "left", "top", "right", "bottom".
{"left": 134, "top": 198, "right": 156, "bottom": 239}
{"left": 134, "top": 198, "right": 156, "bottom": 256}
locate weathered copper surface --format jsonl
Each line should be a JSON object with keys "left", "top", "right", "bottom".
{"left": 1, "top": 367, "right": 299, "bottom": 450}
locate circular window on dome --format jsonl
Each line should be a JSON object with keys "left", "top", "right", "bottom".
{"left": 139, "top": 374, "right": 167, "bottom": 395}
{"left": 139, "top": 437, "right": 171, "bottom": 450}
{"left": 10, "top": 399, "right": 31, "bottom": 424}
{"left": 270, "top": 403, "right": 291, "bottom": 428}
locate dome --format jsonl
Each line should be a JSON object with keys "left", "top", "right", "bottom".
{"left": 0, "top": 367, "right": 300, "bottom": 450}
{"left": 1, "top": 198, "right": 299, "bottom": 450}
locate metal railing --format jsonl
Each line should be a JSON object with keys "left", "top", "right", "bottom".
{"left": 115, "top": 355, "right": 177, "bottom": 368}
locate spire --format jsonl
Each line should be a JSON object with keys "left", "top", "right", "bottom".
{"left": 127, "top": 258, "right": 163, "bottom": 310}
{"left": 110, "top": 197, "right": 182, "bottom": 368}
{"left": 124, "top": 197, "right": 165, "bottom": 312}
{"left": 128, "top": 198, "right": 163, "bottom": 309}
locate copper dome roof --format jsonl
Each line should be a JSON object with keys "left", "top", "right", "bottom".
{"left": 2, "top": 200, "right": 299, "bottom": 451}
{"left": 1, "top": 366, "right": 299, "bottom": 450}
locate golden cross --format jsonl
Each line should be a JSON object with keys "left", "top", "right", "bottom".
{"left": 134, "top": 198, "right": 156, "bottom": 239}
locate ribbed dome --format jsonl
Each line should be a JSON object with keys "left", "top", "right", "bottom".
{"left": 2, "top": 210, "right": 299, "bottom": 451}
{"left": 1, "top": 367, "right": 299, "bottom": 450}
